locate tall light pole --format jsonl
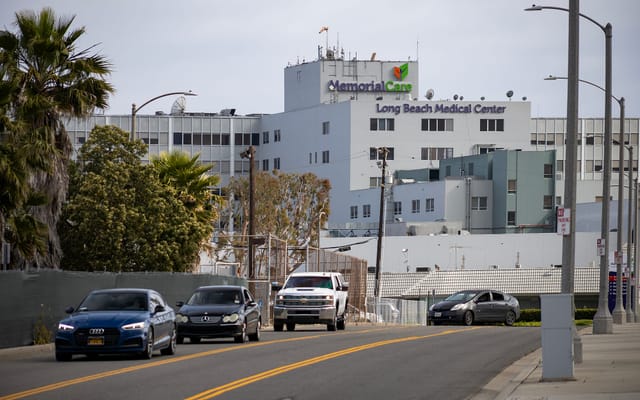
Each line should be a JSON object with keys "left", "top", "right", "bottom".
{"left": 527, "top": 2, "right": 615, "bottom": 334}
{"left": 317, "top": 209, "right": 326, "bottom": 271}
{"left": 635, "top": 177, "right": 639, "bottom": 322}
{"left": 131, "top": 91, "right": 196, "bottom": 141}
{"left": 546, "top": 77, "right": 631, "bottom": 325}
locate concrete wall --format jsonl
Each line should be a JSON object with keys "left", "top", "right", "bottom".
{"left": 0, "top": 270, "right": 245, "bottom": 349}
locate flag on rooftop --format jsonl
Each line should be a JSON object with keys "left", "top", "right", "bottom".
{"left": 319, "top": 26, "right": 328, "bottom": 34}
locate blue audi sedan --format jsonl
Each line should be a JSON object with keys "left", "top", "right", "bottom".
{"left": 55, "top": 288, "right": 176, "bottom": 361}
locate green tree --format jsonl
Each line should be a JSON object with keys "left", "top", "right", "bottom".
{"left": 0, "top": 7, "right": 114, "bottom": 268}
{"left": 218, "top": 170, "right": 330, "bottom": 275}
{"left": 60, "top": 125, "right": 215, "bottom": 272}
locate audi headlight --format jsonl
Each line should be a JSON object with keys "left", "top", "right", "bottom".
{"left": 122, "top": 321, "right": 145, "bottom": 330}
{"left": 451, "top": 303, "right": 465, "bottom": 311}
{"left": 58, "top": 323, "right": 74, "bottom": 332}
{"left": 222, "top": 313, "right": 240, "bottom": 323}
{"left": 176, "top": 313, "right": 189, "bottom": 323}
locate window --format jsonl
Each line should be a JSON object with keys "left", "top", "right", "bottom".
{"left": 363, "top": 204, "right": 371, "bottom": 218}
{"left": 370, "top": 147, "right": 394, "bottom": 160}
{"left": 393, "top": 201, "right": 402, "bottom": 215}
{"left": 507, "top": 211, "right": 516, "bottom": 226}
{"left": 183, "top": 133, "right": 192, "bottom": 145}
{"left": 322, "top": 150, "right": 330, "bottom": 164}
{"left": 274, "top": 129, "right": 281, "bottom": 142}
{"left": 77, "top": 137, "right": 85, "bottom": 144}
{"left": 273, "top": 157, "right": 280, "bottom": 170}
{"left": 480, "top": 119, "right": 505, "bottom": 132}
{"left": 173, "top": 132, "right": 182, "bottom": 145}
{"left": 421, "top": 147, "right": 454, "bottom": 160}
{"left": 508, "top": 179, "right": 517, "bottom": 193}
{"left": 202, "top": 133, "right": 211, "bottom": 145}
{"left": 425, "top": 198, "right": 434, "bottom": 212}
{"left": 471, "top": 196, "right": 488, "bottom": 210}
{"left": 350, "top": 206, "right": 358, "bottom": 219}
{"left": 193, "top": 133, "right": 202, "bottom": 145}
{"left": 421, "top": 118, "right": 454, "bottom": 131}
{"left": 262, "top": 159, "right": 269, "bottom": 171}
{"left": 370, "top": 177, "right": 382, "bottom": 188}
{"left": 369, "top": 118, "right": 395, "bottom": 131}
{"left": 544, "top": 164, "right": 553, "bottom": 178}
{"left": 262, "top": 131, "right": 269, "bottom": 144}
{"left": 322, "top": 121, "right": 330, "bottom": 135}
{"left": 411, "top": 199, "right": 420, "bottom": 213}
{"left": 543, "top": 195, "right": 553, "bottom": 210}
{"left": 468, "top": 163, "right": 474, "bottom": 176}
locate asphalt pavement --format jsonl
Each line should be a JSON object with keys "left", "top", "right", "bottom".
{"left": 469, "top": 322, "right": 640, "bottom": 400}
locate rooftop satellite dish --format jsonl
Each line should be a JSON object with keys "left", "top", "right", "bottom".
{"left": 453, "top": 94, "right": 459, "bottom": 100}
{"left": 425, "top": 88, "right": 434, "bottom": 100}
{"left": 481, "top": 96, "right": 485, "bottom": 101}
{"left": 506, "top": 90, "right": 514, "bottom": 99}
{"left": 459, "top": 96, "right": 464, "bottom": 101}
{"left": 522, "top": 96, "right": 527, "bottom": 101}
{"left": 171, "top": 96, "right": 187, "bottom": 114}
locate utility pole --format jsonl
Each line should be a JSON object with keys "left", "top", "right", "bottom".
{"left": 374, "top": 147, "right": 388, "bottom": 299}
{"left": 241, "top": 146, "right": 256, "bottom": 281}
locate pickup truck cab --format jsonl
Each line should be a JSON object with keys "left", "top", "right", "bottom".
{"left": 272, "top": 272, "right": 349, "bottom": 331}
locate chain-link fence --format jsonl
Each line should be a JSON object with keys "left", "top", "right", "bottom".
{"left": 238, "top": 234, "right": 368, "bottom": 326}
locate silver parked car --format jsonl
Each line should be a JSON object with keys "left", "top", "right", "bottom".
{"left": 428, "top": 289, "right": 520, "bottom": 326}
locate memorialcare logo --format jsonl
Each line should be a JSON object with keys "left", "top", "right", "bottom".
{"left": 393, "top": 63, "right": 408, "bottom": 81}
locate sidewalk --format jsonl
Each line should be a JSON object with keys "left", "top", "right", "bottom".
{"left": 470, "top": 322, "right": 640, "bottom": 400}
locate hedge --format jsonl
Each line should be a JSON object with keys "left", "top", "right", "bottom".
{"left": 519, "top": 308, "right": 597, "bottom": 322}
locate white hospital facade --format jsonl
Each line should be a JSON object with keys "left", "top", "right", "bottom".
{"left": 65, "top": 48, "right": 638, "bottom": 270}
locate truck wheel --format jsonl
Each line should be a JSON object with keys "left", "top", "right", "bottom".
{"left": 274, "top": 321, "right": 283, "bottom": 332}
{"left": 286, "top": 322, "right": 296, "bottom": 331}
{"left": 327, "top": 312, "right": 337, "bottom": 331}
{"left": 337, "top": 314, "right": 346, "bottom": 330}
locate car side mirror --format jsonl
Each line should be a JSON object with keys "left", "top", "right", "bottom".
{"left": 342, "top": 282, "right": 349, "bottom": 291}
{"left": 176, "top": 301, "right": 184, "bottom": 307}
{"left": 247, "top": 301, "right": 257, "bottom": 308}
{"left": 271, "top": 282, "right": 283, "bottom": 291}
{"left": 153, "top": 305, "right": 165, "bottom": 314}
{"left": 65, "top": 306, "right": 74, "bottom": 314}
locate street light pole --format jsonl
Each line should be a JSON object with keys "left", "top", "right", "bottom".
{"left": 130, "top": 91, "right": 196, "bottom": 141}
{"left": 627, "top": 137, "right": 634, "bottom": 322}
{"left": 528, "top": 4, "right": 615, "bottom": 334}
{"left": 317, "top": 210, "right": 326, "bottom": 272}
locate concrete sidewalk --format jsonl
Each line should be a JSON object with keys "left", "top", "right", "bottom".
{"left": 470, "top": 322, "right": 640, "bottom": 400}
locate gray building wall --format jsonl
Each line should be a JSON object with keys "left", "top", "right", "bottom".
{"left": 0, "top": 271, "right": 245, "bottom": 349}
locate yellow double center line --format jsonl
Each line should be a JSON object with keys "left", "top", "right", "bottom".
{"left": 0, "top": 327, "right": 476, "bottom": 400}
{"left": 186, "top": 328, "right": 475, "bottom": 400}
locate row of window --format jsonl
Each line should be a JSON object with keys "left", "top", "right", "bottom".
{"left": 369, "top": 118, "right": 504, "bottom": 132}
{"left": 349, "top": 197, "right": 487, "bottom": 219}
{"left": 172, "top": 132, "right": 260, "bottom": 146}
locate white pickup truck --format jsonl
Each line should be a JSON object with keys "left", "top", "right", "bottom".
{"left": 272, "top": 272, "right": 349, "bottom": 331}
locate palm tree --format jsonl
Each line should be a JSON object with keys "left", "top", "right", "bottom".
{"left": 0, "top": 7, "right": 114, "bottom": 268}
{"left": 151, "top": 150, "right": 222, "bottom": 218}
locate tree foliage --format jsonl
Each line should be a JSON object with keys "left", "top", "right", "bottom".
{"left": 217, "top": 170, "right": 331, "bottom": 273}
{"left": 0, "top": 7, "right": 114, "bottom": 268}
{"left": 60, "top": 126, "right": 218, "bottom": 272}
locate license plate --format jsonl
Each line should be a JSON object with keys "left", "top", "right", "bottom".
{"left": 434, "top": 312, "right": 442, "bottom": 317}
{"left": 88, "top": 337, "right": 104, "bottom": 346}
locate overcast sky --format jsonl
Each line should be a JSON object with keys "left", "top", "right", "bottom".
{"left": 2, "top": 0, "right": 639, "bottom": 118}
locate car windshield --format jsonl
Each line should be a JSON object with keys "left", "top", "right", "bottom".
{"left": 187, "top": 289, "right": 242, "bottom": 305}
{"left": 445, "top": 291, "right": 477, "bottom": 302}
{"left": 284, "top": 276, "right": 333, "bottom": 289}
{"left": 77, "top": 292, "right": 148, "bottom": 311}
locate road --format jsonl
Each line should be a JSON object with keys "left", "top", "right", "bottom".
{"left": 0, "top": 324, "right": 540, "bottom": 400}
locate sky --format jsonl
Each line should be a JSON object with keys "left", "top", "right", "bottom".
{"left": 2, "top": 0, "right": 639, "bottom": 118}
